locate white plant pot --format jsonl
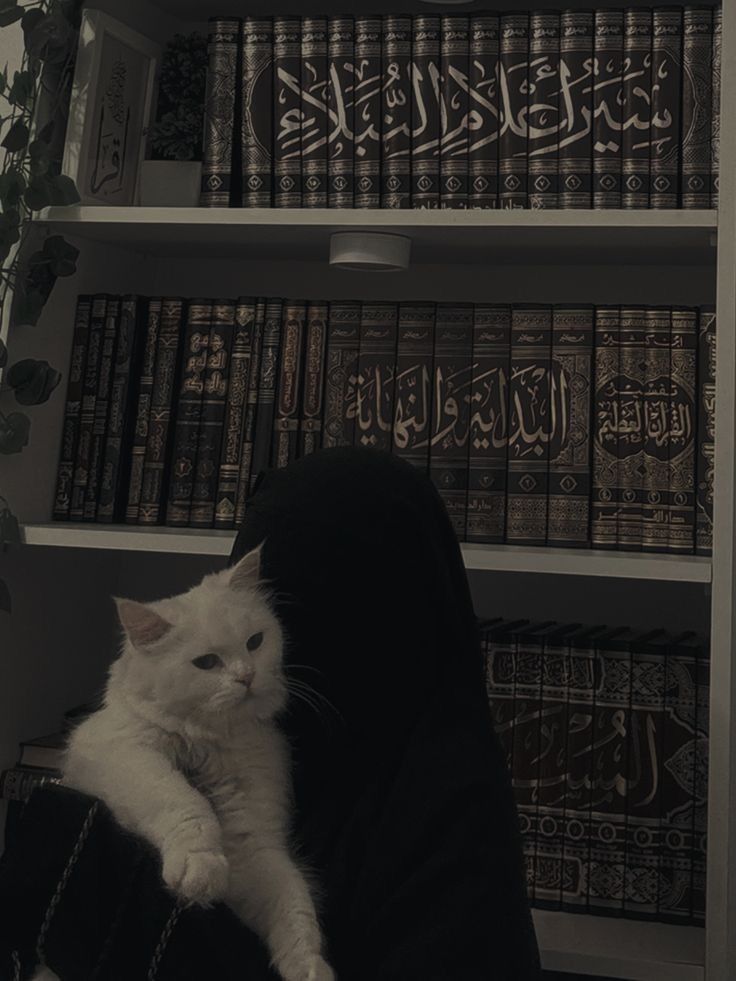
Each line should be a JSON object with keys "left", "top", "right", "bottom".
{"left": 139, "top": 160, "right": 203, "bottom": 207}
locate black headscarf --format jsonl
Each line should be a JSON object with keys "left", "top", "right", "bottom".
{"left": 0, "top": 447, "right": 539, "bottom": 981}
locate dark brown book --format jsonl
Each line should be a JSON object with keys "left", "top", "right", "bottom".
{"left": 125, "top": 299, "right": 161, "bottom": 524}
{"left": 527, "top": 11, "right": 560, "bottom": 209}
{"left": 392, "top": 302, "right": 435, "bottom": 473}
{"left": 299, "top": 300, "right": 329, "bottom": 457}
{"left": 98, "top": 296, "right": 146, "bottom": 523}
{"left": 215, "top": 298, "right": 256, "bottom": 528}
{"left": 323, "top": 300, "right": 360, "bottom": 448}
{"left": 650, "top": 8, "right": 683, "bottom": 208}
{"left": 429, "top": 303, "right": 474, "bottom": 538}
{"left": 138, "top": 298, "right": 184, "bottom": 526}
{"left": 353, "top": 16, "right": 382, "bottom": 208}
{"left": 691, "top": 634, "right": 709, "bottom": 926}
{"left": 382, "top": 15, "right": 411, "bottom": 208}
{"left": 506, "top": 304, "right": 552, "bottom": 546}
{"left": 695, "top": 306, "right": 715, "bottom": 556}
{"left": 272, "top": 300, "right": 306, "bottom": 468}
{"left": 469, "top": 15, "right": 500, "bottom": 209}
{"left": 83, "top": 296, "right": 120, "bottom": 521}
{"left": 668, "top": 307, "right": 697, "bottom": 553}
{"left": 249, "top": 298, "right": 283, "bottom": 487}
{"left": 200, "top": 18, "right": 240, "bottom": 207}
{"left": 466, "top": 304, "right": 510, "bottom": 544}
{"left": 483, "top": 618, "right": 528, "bottom": 775}
{"left": 681, "top": 6, "right": 712, "bottom": 208}
{"left": 621, "top": 9, "right": 652, "bottom": 208}
{"left": 499, "top": 13, "right": 529, "bottom": 209}
{"left": 301, "top": 17, "right": 328, "bottom": 207}
{"left": 354, "top": 302, "right": 398, "bottom": 452}
{"left": 52, "top": 295, "right": 92, "bottom": 520}
{"left": 327, "top": 16, "right": 354, "bottom": 207}
{"left": 241, "top": 17, "right": 273, "bottom": 207}
{"left": 593, "top": 9, "right": 624, "bottom": 208}
{"left": 711, "top": 6, "right": 722, "bottom": 208}
{"left": 591, "top": 305, "right": 620, "bottom": 548}
{"left": 70, "top": 294, "right": 108, "bottom": 522}
{"left": 559, "top": 9, "right": 594, "bottom": 209}
{"left": 165, "top": 300, "right": 212, "bottom": 527}
{"left": 274, "top": 17, "right": 302, "bottom": 207}
{"left": 641, "top": 306, "right": 672, "bottom": 553}
{"left": 234, "top": 298, "right": 265, "bottom": 525}
{"left": 440, "top": 15, "right": 470, "bottom": 209}
{"left": 411, "top": 14, "right": 441, "bottom": 208}
{"left": 547, "top": 305, "right": 594, "bottom": 548}
{"left": 616, "top": 305, "right": 648, "bottom": 550}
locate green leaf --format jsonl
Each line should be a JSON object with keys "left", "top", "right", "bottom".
{"left": 28, "top": 138, "right": 51, "bottom": 177}
{"left": 0, "top": 411, "right": 30, "bottom": 454}
{"left": 8, "top": 358, "right": 61, "bottom": 405}
{"left": 0, "top": 169, "right": 26, "bottom": 209}
{"left": 0, "top": 508, "right": 20, "bottom": 547}
{"left": 47, "top": 174, "right": 80, "bottom": 206}
{"left": 0, "top": 0, "right": 20, "bottom": 10}
{"left": 8, "top": 69, "right": 33, "bottom": 107}
{"left": 23, "top": 176, "right": 52, "bottom": 211}
{"left": 0, "top": 578, "right": 10, "bottom": 614}
{"left": 0, "top": 7, "right": 23, "bottom": 28}
{"left": 42, "top": 234, "right": 79, "bottom": 277}
{"left": 20, "top": 8, "right": 44, "bottom": 37}
{"left": 0, "top": 338, "right": 6, "bottom": 368}
{"left": 0, "top": 207, "right": 21, "bottom": 246}
{"left": 1, "top": 119, "right": 29, "bottom": 152}
{"left": 13, "top": 288, "right": 44, "bottom": 327}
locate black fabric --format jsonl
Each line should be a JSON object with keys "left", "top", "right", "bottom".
{"left": 0, "top": 447, "right": 539, "bottom": 981}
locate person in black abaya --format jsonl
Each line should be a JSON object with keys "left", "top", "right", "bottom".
{"left": 0, "top": 447, "right": 539, "bottom": 981}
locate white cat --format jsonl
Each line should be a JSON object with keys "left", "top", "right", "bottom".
{"left": 62, "top": 545, "right": 334, "bottom": 981}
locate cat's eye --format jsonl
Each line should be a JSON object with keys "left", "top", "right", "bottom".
{"left": 246, "top": 631, "right": 263, "bottom": 652}
{"left": 192, "top": 653, "right": 222, "bottom": 670}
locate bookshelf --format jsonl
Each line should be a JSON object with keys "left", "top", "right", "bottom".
{"left": 1, "top": 2, "right": 733, "bottom": 980}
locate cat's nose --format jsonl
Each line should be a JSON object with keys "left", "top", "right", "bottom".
{"left": 236, "top": 668, "right": 255, "bottom": 688}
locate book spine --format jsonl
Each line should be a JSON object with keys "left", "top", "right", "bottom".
{"left": 392, "top": 302, "right": 435, "bottom": 473}
{"left": 641, "top": 306, "right": 672, "bottom": 552}
{"left": 250, "top": 298, "right": 283, "bottom": 487}
{"left": 241, "top": 17, "right": 273, "bottom": 207}
{"left": 274, "top": 17, "right": 302, "bottom": 207}
{"left": 272, "top": 300, "right": 306, "bottom": 468}
{"left": 429, "top": 304, "right": 474, "bottom": 538}
{"left": 695, "top": 306, "right": 715, "bottom": 556}
{"left": 327, "top": 16, "right": 354, "bottom": 207}
{"left": 52, "top": 295, "right": 92, "bottom": 520}
{"left": 165, "top": 299, "right": 212, "bottom": 527}
{"left": 98, "top": 296, "right": 145, "bottom": 523}
{"left": 440, "top": 15, "right": 470, "bottom": 208}
{"left": 499, "top": 13, "right": 529, "bottom": 209}
{"left": 323, "top": 300, "right": 361, "bottom": 448}
{"left": 190, "top": 301, "right": 235, "bottom": 528}
{"left": 302, "top": 17, "right": 329, "bottom": 207}
{"left": 616, "top": 306, "right": 647, "bottom": 550}
{"left": 483, "top": 622, "right": 518, "bottom": 775}
{"left": 138, "top": 299, "right": 184, "bottom": 526}
{"left": 125, "top": 300, "right": 161, "bottom": 524}
{"left": 711, "top": 6, "right": 722, "bottom": 208}
{"left": 0, "top": 767, "right": 62, "bottom": 802}
{"left": 591, "top": 306, "right": 620, "bottom": 548}
{"left": 528, "top": 11, "right": 560, "bottom": 209}
{"left": 355, "top": 302, "right": 399, "bottom": 452}
{"left": 469, "top": 15, "right": 500, "bottom": 208}
{"left": 559, "top": 9, "right": 594, "bottom": 209}
{"left": 69, "top": 295, "right": 107, "bottom": 521}
{"left": 466, "top": 304, "right": 511, "bottom": 544}
{"left": 354, "top": 16, "right": 382, "bottom": 208}
{"left": 234, "top": 298, "right": 265, "bottom": 525}
{"left": 681, "top": 6, "right": 712, "bottom": 208}
{"left": 214, "top": 298, "right": 255, "bottom": 528}
{"left": 83, "top": 298, "right": 120, "bottom": 521}
{"left": 547, "top": 305, "right": 594, "bottom": 547}
{"left": 650, "top": 8, "right": 683, "bottom": 208}
{"left": 200, "top": 18, "right": 240, "bottom": 207}
{"left": 593, "top": 9, "right": 624, "bottom": 208}
{"left": 692, "top": 638, "right": 709, "bottom": 926}
{"left": 506, "top": 305, "right": 553, "bottom": 546}
{"left": 299, "top": 300, "right": 329, "bottom": 457}
{"left": 668, "top": 306, "right": 698, "bottom": 553}
{"left": 411, "top": 14, "right": 441, "bottom": 208}
{"left": 382, "top": 15, "right": 412, "bottom": 208}
{"left": 621, "top": 9, "right": 652, "bottom": 208}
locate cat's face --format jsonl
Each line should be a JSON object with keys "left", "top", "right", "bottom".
{"left": 114, "top": 546, "right": 287, "bottom": 725}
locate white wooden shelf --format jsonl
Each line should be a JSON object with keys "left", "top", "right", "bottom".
{"left": 33, "top": 207, "right": 717, "bottom": 265}
{"left": 21, "top": 524, "right": 712, "bottom": 581}
{"left": 533, "top": 910, "right": 704, "bottom": 981}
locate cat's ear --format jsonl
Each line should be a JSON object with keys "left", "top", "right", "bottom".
{"left": 228, "top": 542, "right": 264, "bottom": 592}
{"left": 114, "top": 597, "right": 172, "bottom": 650}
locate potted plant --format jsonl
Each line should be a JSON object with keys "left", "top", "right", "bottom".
{"left": 140, "top": 31, "right": 207, "bottom": 207}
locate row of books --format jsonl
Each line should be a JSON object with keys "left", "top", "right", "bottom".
{"left": 482, "top": 618, "right": 709, "bottom": 924}
{"left": 52, "top": 295, "right": 715, "bottom": 555}
{"left": 201, "top": 6, "right": 722, "bottom": 210}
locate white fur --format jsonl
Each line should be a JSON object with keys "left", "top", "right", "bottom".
{"left": 62, "top": 548, "right": 334, "bottom": 981}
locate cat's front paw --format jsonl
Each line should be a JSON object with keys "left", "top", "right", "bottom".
{"left": 304, "top": 955, "right": 335, "bottom": 981}
{"left": 162, "top": 846, "right": 229, "bottom": 906}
